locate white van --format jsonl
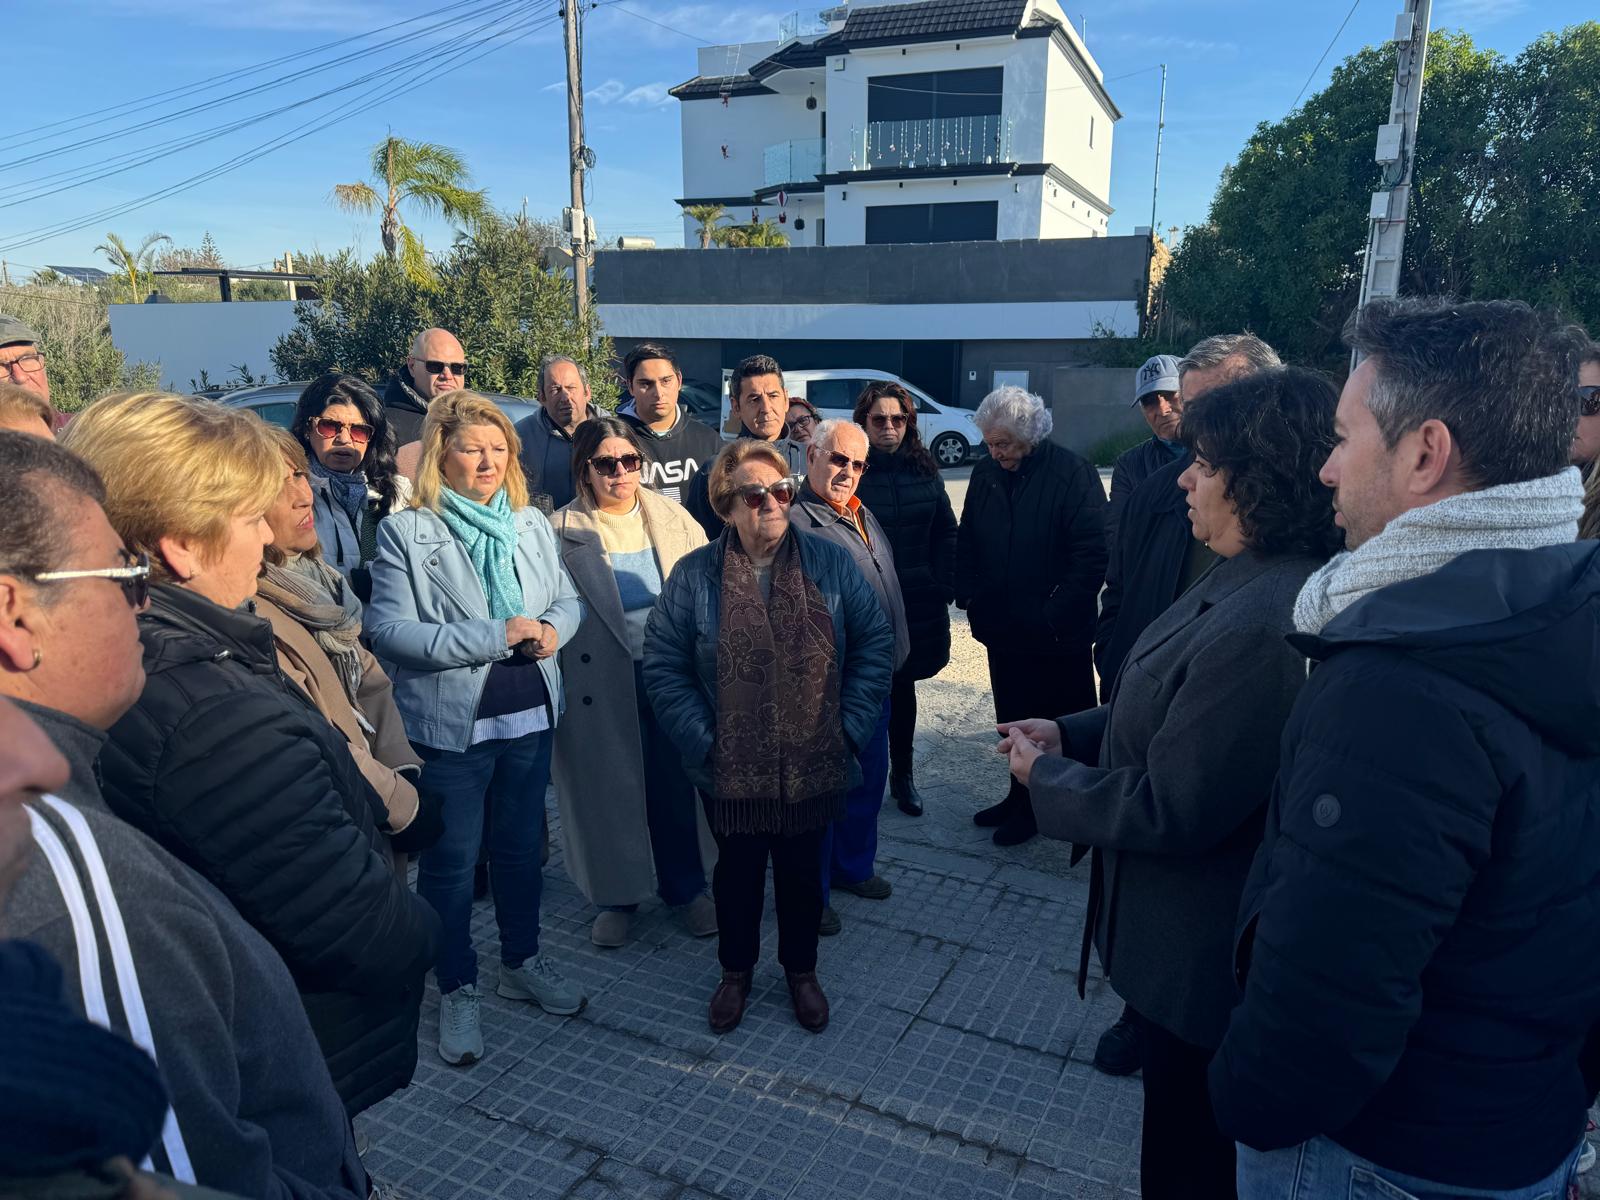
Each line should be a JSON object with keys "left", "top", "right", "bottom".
{"left": 719, "top": 368, "right": 979, "bottom": 469}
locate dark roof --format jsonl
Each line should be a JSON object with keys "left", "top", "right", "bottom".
{"left": 815, "top": 0, "right": 1028, "bottom": 50}
{"left": 750, "top": 38, "right": 829, "bottom": 80}
{"left": 668, "top": 75, "right": 777, "bottom": 101}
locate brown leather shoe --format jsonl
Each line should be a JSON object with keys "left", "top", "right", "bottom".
{"left": 708, "top": 970, "right": 752, "bottom": 1034}
{"left": 785, "top": 971, "right": 829, "bottom": 1033}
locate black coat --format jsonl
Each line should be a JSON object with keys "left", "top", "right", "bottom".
{"left": 99, "top": 586, "right": 440, "bottom": 1119}
{"left": 381, "top": 371, "right": 430, "bottom": 446}
{"left": 855, "top": 446, "right": 957, "bottom": 681}
{"left": 682, "top": 426, "right": 805, "bottom": 541}
{"left": 618, "top": 401, "right": 723, "bottom": 507}
{"left": 1210, "top": 542, "right": 1600, "bottom": 1190}
{"left": 1093, "top": 453, "right": 1215, "bottom": 699}
{"left": 955, "top": 439, "right": 1107, "bottom": 657}
{"left": 1106, "top": 435, "right": 1183, "bottom": 551}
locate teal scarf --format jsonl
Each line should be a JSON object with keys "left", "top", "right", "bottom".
{"left": 438, "top": 487, "right": 524, "bottom": 620}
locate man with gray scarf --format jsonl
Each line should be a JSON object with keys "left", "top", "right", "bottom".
{"left": 1209, "top": 298, "right": 1600, "bottom": 1199}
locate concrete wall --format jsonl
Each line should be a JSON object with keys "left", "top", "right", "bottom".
{"left": 1049, "top": 365, "right": 1146, "bottom": 457}
{"left": 680, "top": 90, "right": 818, "bottom": 204}
{"left": 109, "top": 301, "right": 297, "bottom": 392}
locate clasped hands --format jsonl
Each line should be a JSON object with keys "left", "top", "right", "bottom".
{"left": 995, "top": 718, "right": 1063, "bottom": 788}
{"left": 505, "top": 616, "right": 559, "bottom": 660}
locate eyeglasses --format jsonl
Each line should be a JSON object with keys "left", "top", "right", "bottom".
{"left": 736, "top": 480, "right": 797, "bottom": 509}
{"left": 788, "top": 413, "right": 818, "bottom": 430}
{"left": 33, "top": 549, "right": 150, "bottom": 610}
{"left": 826, "top": 450, "right": 868, "bottom": 474}
{"left": 1581, "top": 385, "right": 1600, "bottom": 418}
{"left": 417, "top": 359, "right": 466, "bottom": 377}
{"left": 3, "top": 351, "right": 45, "bottom": 377}
{"left": 311, "top": 417, "right": 374, "bottom": 444}
{"left": 869, "top": 413, "right": 907, "bottom": 429}
{"left": 588, "top": 453, "right": 642, "bottom": 477}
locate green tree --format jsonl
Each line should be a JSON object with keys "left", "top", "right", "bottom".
{"left": 95, "top": 231, "right": 175, "bottom": 302}
{"left": 2, "top": 283, "right": 159, "bottom": 411}
{"left": 271, "top": 210, "right": 611, "bottom": 404}
{"left": 333, "top": 136, "right": 490, "bottom": 285}
{"left": 682, "top": 203, "right": 731, "bottom": 249}
{"left": 717, "top": 219, "right": 790, "bottom": 248}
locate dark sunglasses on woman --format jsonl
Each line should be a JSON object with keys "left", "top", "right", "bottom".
{"left": 869, "top": 413, "right": 908, "bottom": 429}
{"left": 34, "top": 549, "right": 151, "bottom": 610}
{"left": 1581, "top": 385, "right": 1600, "bottom": 418}
{"left": 736, "top": 480, "right": 797, "bottom": 509}
{"left": 311, "top": 417, "right": 375, "bottom": 445}
{"left": 589, "top": 453, "right": 643, "bottom": 477}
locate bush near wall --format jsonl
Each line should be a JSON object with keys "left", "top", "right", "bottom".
{"left": 1, "top": 284, "right": 159, "bottom": 412}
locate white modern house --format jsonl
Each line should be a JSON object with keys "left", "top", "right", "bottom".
{"left": 670, "top": 0, "right": 1119, "bottom": 247}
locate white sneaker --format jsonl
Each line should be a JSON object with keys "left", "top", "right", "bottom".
{"left": 437, "top": 983, "right": 483, "bottom": 1065}
{"left": 498, "top": 954, "right": 586, "bottom": 1016}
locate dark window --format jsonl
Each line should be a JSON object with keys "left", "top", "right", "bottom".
{"left": 250, "top": 402, "right": 297, "bottom": 428}
{"left": 865, "top": 201, "right": 998, "bottom": 245}
{"left": 867, "top": 67, "right": 1002, "bottom": 123}
{"left": 806, "top": 377, "right": 874, "bottom": 413}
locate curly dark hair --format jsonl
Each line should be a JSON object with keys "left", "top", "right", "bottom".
{"left": 852, "top": 380, "right": 937, "bottom": 476}
{"left": 1179, "top": 366, "right": 1343, "bottom": 560}
{"left": 291, "top": 372, "right": 404, "bottom": 517}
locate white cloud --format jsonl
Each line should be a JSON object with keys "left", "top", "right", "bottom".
{"left": 584, "top": 78, "right": 674, "bottom": 108}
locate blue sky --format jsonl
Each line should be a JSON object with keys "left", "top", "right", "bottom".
{"left": 2, "top": 0, "right": 1589, "bottom": 277}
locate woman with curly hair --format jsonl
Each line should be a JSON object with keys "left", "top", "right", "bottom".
{"left": 995, "top": 366, "right": 1342, "bottom": 1200}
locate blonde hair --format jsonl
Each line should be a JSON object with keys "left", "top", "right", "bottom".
{"left": 61, "top": 391, "right": 283, "bottom": 584}
{"left": 707, "top": 439, "right": 791, "bottom": 519}
{"left": 0, "top": 382, "right": 53, "bottom": 433}
{"left": 411, "top": 389, "right": 529, "bottom": 511}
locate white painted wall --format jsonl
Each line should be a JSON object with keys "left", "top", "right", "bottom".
{"left": 109, "top": 301, "right": 298, "bottom": 391}
{"left": 680, "top": 92, "right": 818, "bottom": 203}
{"left": 1042, "top": 37, "right": 1114, "bottom": 203}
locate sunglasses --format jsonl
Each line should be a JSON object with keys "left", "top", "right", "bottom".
{"left": 589, "top": 453, "right": 643, "bottom": 477}
{"left": 869, "top": 413, "right": 908, "bottom": 429}
{"left": 737, "top": 480, "right": 797, "bottom": 509}
{"left": 1581, "top": 385, "right": 1600, "bottom": 418}
{"left": 417, "top": 359, "right": 466, "bottom": 376}
{"left": 34, "top": 549, "right": 151, "bottom": 610}
{"left": 311, "top": 417, "right": 374, "bottom": 445}
{"left": 826, "top": 450, "right": 868, "bottom": 474}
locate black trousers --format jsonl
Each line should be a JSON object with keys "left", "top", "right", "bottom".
{"left": 987, "top": 648, "right": 1097, "bottom": 810}
{"left": 889, "top": 669, "right": 918, "bottom": 778}
{"left": 707, "top": 817, "right": 827, "bottom": 975}
{"left": 1134, "top": 1010, "right": 1237, "bottom": 1200}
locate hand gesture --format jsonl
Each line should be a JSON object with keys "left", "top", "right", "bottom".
{"left": 505, "top": 616, "right": 542, "bottom": 647}
{"left": 994, "top": 718, "right": 1062, "bottom": 757}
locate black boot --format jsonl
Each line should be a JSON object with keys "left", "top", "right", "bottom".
{"left": 1093, "top": 1005, "right": 1144, "bottom": 1076}
{"left": 993, "top": 798, "right": 1037, "bottom": 847}
{"left": 890, "top": 770, "right": 924, "bottom": 817}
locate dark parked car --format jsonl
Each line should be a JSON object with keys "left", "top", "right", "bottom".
{"left": 220, "top": 382, "right": 540, "bottom": 429}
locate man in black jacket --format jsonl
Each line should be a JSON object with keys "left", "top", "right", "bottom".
{"left": 1106, "top": 354, "right": 1184, "bottom": 548}
{"left": 515, "top": 354, "right": 600, "bottom": 510}
{"left": 617, "top": 341, "right": 721, "bottom": 505}
{"left": 956, "top": 386, "right": 1105, "bottom": 847}
{"left": 1209, "top": 298, "right": 1600, "bottom": 1197}
{"left": 683, "top": 354, "right": 804, "bottom": 539}
{"left": 382, "top": 326, "right": 467, "bottom": 444}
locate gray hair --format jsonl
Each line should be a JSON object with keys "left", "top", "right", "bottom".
{"left": 538, "top": 354, "right": 589, "bottom": 394}
{"left": 811, "top": 418, "right": 864, "bottom": 453}
{"left": 974, "top": 385, "right": 1053, "bottom": 447}
{"left": 1179, "top": 333, "right": 1282, "bottom": 380}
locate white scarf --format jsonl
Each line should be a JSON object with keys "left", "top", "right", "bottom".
{"left": 1293, "top": 468, "right": 1584, "bottom": 635}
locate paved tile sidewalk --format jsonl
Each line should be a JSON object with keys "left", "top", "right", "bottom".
{"left": 359, "top": 617, "right": 1144, "bottom": 1199}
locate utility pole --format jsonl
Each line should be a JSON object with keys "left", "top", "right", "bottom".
{"left": 283, "top": 250, "right": 298, "bottom": 302}
{"left": 1150, "top": 63, "right": 1167, "bottom": 235}
{"left": 562, "top": 0, "right": 592, "bottom": 324}
{"left": 1355, "top": 0, "right": 1432, "bottom": 347}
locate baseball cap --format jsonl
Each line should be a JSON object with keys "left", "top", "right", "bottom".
{"left": 0, "top": 314, "right": 41, "bottom": 349}
{"left": 1133, "top": 354, "right": 1181, "bottom": 404}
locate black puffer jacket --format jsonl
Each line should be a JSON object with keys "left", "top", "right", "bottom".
{"left": 381, "top": 371, "right": 430, "bottom": 446}
{"left": 99, "top": 586, "right": 440, "bottom": 1119}
{"left": 955, "top": 439, "right": 1107, "bottom": 656}
{"left": 854, "top": 446, "right": 957, "bottom": 680}
{"left": 1210, "top": 542, "right": 1600, "bottom": 1190}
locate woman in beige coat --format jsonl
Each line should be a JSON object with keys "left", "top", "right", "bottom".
{"left": 257, "top": 427, "right": 438, "bottom": 861}
{"left": 554, "top": 416, "right": 715, "bottom": 948}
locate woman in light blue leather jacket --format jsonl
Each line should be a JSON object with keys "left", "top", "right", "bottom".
{"left": 367, "top": 390, "right": 586, "bottom": 1069}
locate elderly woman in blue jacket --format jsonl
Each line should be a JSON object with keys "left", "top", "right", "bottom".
{"left": 367, "top": 389, "right": 586, "bottom": 1068}
{"left": 643, "top": 439, "right": 893, "bottom": 1038}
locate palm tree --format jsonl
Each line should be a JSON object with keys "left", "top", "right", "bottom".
{"left": 95, "top": 231, "right": 174, "bottom": 302}
{"left": 718, "top": 220, "right": 790, "bottom": 249}
{"left": 683, "top": 203, "right": 732, "bottom": 249}
{"left": 333, "top": 136, "right": 489, "bottom": 283}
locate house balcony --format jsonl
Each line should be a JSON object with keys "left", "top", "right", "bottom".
{"left": 848, "top": 114, "right": 1014, "bottom": 171}
{"left": 763, "top": 137, "right": 826, "bottom": 188}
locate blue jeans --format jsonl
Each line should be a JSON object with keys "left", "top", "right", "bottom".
{"left": 415, "top": 730, "right": 552, "bottom": 994}
{"left": 1237, "top": 1136, "right": 1582, "bottom": 1200}
{"left": 823, "top": 697, "right": 892, "bottom": 902}
{"left": 604, "top": 662, "right": 708, "bottom": 912}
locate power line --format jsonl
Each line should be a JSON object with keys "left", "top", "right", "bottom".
{"left": 0, "top": 10, "right": 558, "bottom": 254}
{"left": 1293, "top": 0, "right": 1364, "bottom": 109}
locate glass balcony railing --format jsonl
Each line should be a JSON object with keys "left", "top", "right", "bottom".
{"left": 849, "top": 114, "right": 1013, "bottom": 171}
{"left": 778, "top": 8, "right": 834, "bottom": 45}
{"left": 763, "top": 137, "right": 826, "bottom": 187}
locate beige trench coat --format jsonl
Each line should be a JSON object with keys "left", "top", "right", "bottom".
{"left": 552, "top": 488, "right": 716, "bottom": 906}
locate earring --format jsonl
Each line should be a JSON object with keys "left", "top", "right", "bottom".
{"left": 28, "top": 648, "right": 41, "bottom": 671}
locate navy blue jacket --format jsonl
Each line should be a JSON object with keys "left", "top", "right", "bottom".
{"left": 1209, "top": 542, "right": 1600, "bottom": 1190}
{"left": 641, "top": 528, "right": 893, "bottom": 796}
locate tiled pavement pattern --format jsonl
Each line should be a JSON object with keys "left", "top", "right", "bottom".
{"left": 359, "top": 611, "right": 1147, "bottom": 1199}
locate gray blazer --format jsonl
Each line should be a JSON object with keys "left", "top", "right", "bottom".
{"left": 365, "top": 503, "right": 585, "bottom": 752}
{"left": 789, "top": 484, "right": 910, "bottom": 672}
{"left": 1029, "top": 549, "right": 1319, "bottom": 1049}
